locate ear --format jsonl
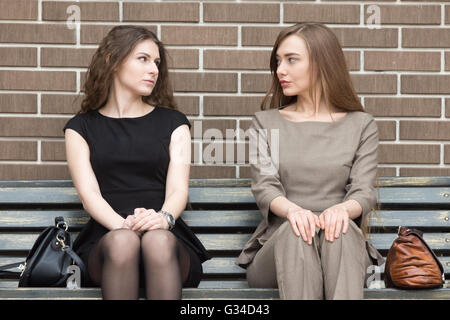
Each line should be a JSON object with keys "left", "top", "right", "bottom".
{"left": 105, "top": 54, "right": 110, "bottom": 64}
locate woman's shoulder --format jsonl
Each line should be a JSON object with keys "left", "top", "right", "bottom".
{"left": 156, "top": 106, "right": 186, "bottom": 117}
{"left": 348, "top": 110, "right": 376, "bottom": 127}
{"left": 253, "top": 108, "right": 280, "bottom": 124}
{"left": 156, "top": 106, "right": 191, "bottom": 129}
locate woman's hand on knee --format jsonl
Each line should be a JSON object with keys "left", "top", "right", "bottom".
{"left": 286, "top": 207, "right": 319, "bottom": 245}
{"left": 318, "top": 204, "right": 349, "bottom": 242}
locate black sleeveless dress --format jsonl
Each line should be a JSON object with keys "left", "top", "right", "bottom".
{"left": 63, "top": 106, "right": 210, "bottom": 288}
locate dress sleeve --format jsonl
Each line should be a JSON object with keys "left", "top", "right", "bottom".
{"left": 171, "top": 109, "right": 191, "bottom": 133}
{"left": 63, "top": 114, "right": 88, "bottom": 142}
{"left": 249, "top": 115, "right": 286, "bottom": 223}
{"left": 343, "top": 114, "right": 379, "bottom": 219}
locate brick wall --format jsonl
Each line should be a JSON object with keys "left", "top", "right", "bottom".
{"left": 0, "top": 0, "right": 449, "bottom": 180}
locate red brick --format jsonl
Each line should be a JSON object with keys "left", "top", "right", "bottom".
{"left": 204, "top": 3, "right": 279, "bottom": 23}
{"left": 162, "top": 26, "right": 237, "bottom": 46}
{"left": 0, "top": 141, "right": 37, "bottom": 160}
{"left": 364, "top": 5, "right": 441, "bottom": 25}
{"left": 377, "top": 167, "right": 397, "bottom": 177}
{"left": 41, "top": 48, "right": 96, "bottom": 68}
{"left": 376, "top": 121, "right": 396, "bottom": 141}
{"left": 241, "top": 73, "right": 271, "bottom": 93}
{"left": 365, "top": 51, "right": 441, "bottom": 71}
{"left": 379, "top": 144, "right": 440, "bottom": 164}
{"left": 173, "top": 96, "right": 199, "bottom": 116}
{"left": 403, "top": 28, "right": 450, "bottom": 48}
{"left": 203, "top": 96, "right": 263, "bottom": 116}
{"left": 43, "top": 1, "right": 119, "bottom": 21}
{"left": 364, "top": 98, "right": 441, "bottom": 117}
{"left": 285, "top": 4, "right": 360, "bottom": 24}
{"left": 41, "top": 141, "right": 66, "bottom": 161}
{"left": 401, "top": 75, "right": 450, "bottom": 94}
{"left": 0, "top": 24, "right": 75, "bottom": 44}
{"left": 400, "top": 168, "right": 450, "bottom": 177}
{"left": 0, "top": 117, "right": 68, "bottom": 138}
{"left": 204, "top": 50, "right": 270, "bottom": 70}
{"left": 0, "top": 71, "right": 76, "bottom": 91}
{"left": 170, "top": 72, "right": 237, "bottom": 93}
{"left": 0, "top": 0, "right": 37, "bottom": 20}
{"left": 41, "top": 94, "right": 83, "bottom": 114}
{"left": 400, "top": 121, "right": 450, "bottom": 140}
{"left": 445, "top": 145, "right": 450, "bottom": 164}
{"left": 81, "top": 25, "right": 157, "bottom": 45}
{"left": 190, "top": 165, "right": 236, "bottom": 179}
{"left": 0, "top": 94, "right": 37, "bottom": 113}
{"left": 123, "top": 2, "right": 198, "bottom": 22}
{"left": 0, "top": 47, "right": 37, "bottom": 67}
{"left": 167, "top": 49, "right": 199, "bottom": 69}
{"left": 352, "top": 74, "right": 397, "bottom": 94}
{"left": 0, "top": 164, "right": 70, "bottom": 180}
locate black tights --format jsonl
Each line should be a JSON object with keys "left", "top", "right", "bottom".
{"left": 87, "top": 228, "right": 191, "bottom": 300}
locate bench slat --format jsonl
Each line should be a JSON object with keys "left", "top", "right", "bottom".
{"left": 0, "top": 286, "right": 449, "bottom": 300}
{"left": 1, "top": 233, "right": 449, "bottom": 252}
{"left": 1, "top": 256, "right": 449, "bottom": 276}
{"left": 1, "top": 176, "right": 450, "bottom": 188}
{"left": 1, "top": 186, "right": 450, "bottom": 206}
{"left": 0, "top": 209, "right": 449, "bottom": 229}
{"left": 0, "top": 210, "right": 263, "bottom": 229}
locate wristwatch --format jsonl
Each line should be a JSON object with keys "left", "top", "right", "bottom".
{"left": 158, "top": 210, "right": 175, "bottom": 230}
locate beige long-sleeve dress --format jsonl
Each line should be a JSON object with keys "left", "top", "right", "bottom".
{"left": 235, "top": 108, "right": 384, "bottom": 299}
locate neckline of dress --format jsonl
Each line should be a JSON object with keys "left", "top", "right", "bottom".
{"left": 96, "top": 106, "right": 158, "bottom": 120}
{"left": 275, "top": 108, "right": 351, "bottom": 125}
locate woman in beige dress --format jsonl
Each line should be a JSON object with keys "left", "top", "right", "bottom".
{"left": 236, "top": 22, "right": 384, "bottom": 300}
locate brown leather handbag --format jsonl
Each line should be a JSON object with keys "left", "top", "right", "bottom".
{"left": 384, "top": 226, "right": 445, "bottom": 289}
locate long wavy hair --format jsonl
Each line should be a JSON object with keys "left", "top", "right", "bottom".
{"left": 261, "top": 22, "right": 364, "bottom": 116}
{"left": 77, "top": 25, "right": 176, "bottom": 114}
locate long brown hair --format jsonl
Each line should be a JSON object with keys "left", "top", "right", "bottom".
{"left": 261, "top": 22, "right": 363, "bottom": 115}
{"left": 263, "top": 22, "right": 379, "bottom": 237}
{"left": 77, "top": 25, "right": 176, "bottom": 114}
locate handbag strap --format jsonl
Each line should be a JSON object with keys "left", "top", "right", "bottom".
{"left": 64, "top": 246, "right": 88, "bottom": 285}
{"left": 0, "top": 262, "right": 25, "bottom": 275}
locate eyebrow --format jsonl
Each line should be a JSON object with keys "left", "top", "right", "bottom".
{"left": 136, "top": 52, "right": 160, "bottom": 59}
{"left": 276, "top": 52, "right": 301, "bottom": 58}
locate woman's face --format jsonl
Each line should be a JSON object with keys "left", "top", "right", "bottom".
{"left": 114, "top": 39, "right": 160, "bottom": 97}
{"left": 275, "top": 34, "right": 313, "bottom": 97}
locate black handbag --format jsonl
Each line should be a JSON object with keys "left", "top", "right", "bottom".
{"left": 0, "top": 217, "right": 88, "bottom": 287}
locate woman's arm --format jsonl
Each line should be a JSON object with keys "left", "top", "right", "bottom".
{"left": 250, "top": 115, "right": 318, "bottom": 244}
{"left": 319, "top": 116, "right": 379, "bottom": 242}
{"left": 65, "top": 128, "right": 126, "bottom": 231}
{"left": 160, "top": 124, "right": 191, "bottom": 219}
{"left": 130, "top": 124, "right": 191, "bottom": 231}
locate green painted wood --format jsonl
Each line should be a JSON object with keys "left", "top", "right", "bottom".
{"left": 2, "top": 186, "right": 450, "bottom": 206}
{"left": 0, "top": 210, "right": 263, "bottom": 229}
{"left": 367, "top": 210, "right": 450, "bottom": 228}
{"left": 0, "top": 256, "right": 248, "bottom": 276}
{"left": 1, "top": 209, "right": 449, "bottom": 229}
{"left": 1, "top": 232, "right": 450, "bottom": 252}
{"left": 378, "top": 187, "right": 450, "bottom": 206}
{"left": 1, "top": 256, "right": 449, "bottom": 276}
{"left": 376, "top": 176, "right": 450, "bottom": 187}
{"left": 1, "top": 176, "right": 450, "bottom": 188}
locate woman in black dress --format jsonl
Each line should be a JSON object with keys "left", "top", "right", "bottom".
{"left": 63, "top": 25, "right": 209, "bottom": 300}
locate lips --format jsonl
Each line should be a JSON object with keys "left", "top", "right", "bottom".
{"left": 280, "top": 80, "right": 290, "bottom": 87}
{"left": 143, "top": 80, "right": 155, "bottom": 85}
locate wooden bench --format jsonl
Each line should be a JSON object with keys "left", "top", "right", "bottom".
{"left": 0, "top": 177, "right": 449, "bottom": 300}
